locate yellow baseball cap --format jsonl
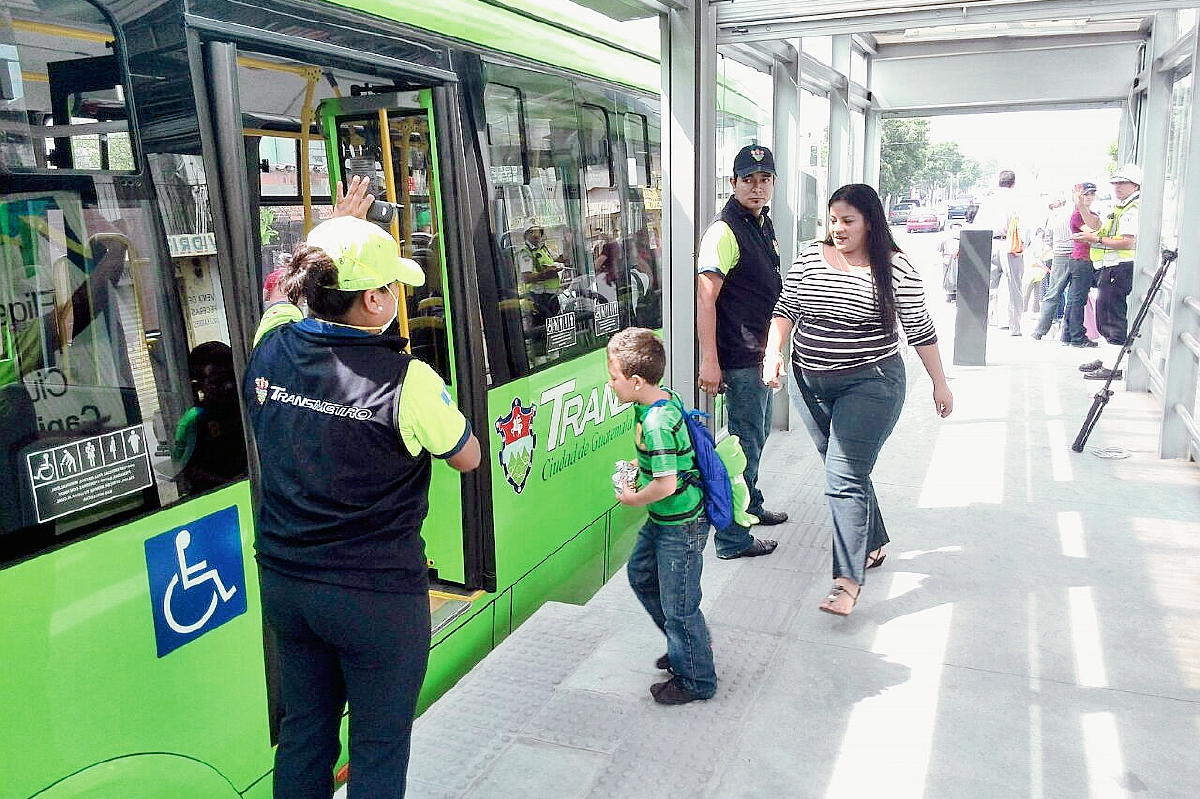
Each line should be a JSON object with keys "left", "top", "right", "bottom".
{"left": 306, "top": 217, "right": 425, "bottom": 290}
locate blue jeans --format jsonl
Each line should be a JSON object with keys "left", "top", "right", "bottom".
{"left": 1061, "top": 258, "right": 1095, "bottom": 344}
{"left": 714, "top": 366, "right": 773, "bottom": 556}
{"left": 789, "top": 355, "right": 905, "bottom": 586}
{"left": 627, "top": 516, "right": 716, "bottom": 698}
{"left": 1033, "top": 255, "right": 1071, "bottom": 337}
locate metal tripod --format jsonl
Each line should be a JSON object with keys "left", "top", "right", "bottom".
{"left": 1072, "top": 248, "right": 1178, "bottom": 453}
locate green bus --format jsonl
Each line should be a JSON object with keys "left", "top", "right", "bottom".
{"left": 0, "top": 1, "right": 764, "bottom": 795}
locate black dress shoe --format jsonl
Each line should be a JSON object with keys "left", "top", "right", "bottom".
{"left": 1084, "top": 368, "right": 1123, "bottom": 380}
{"left": 650, "top": 676, "right": 707, "bottom": 705}
{"left": 1071, "top": 340, "right": 1099, "bottom": 348}
{"left": 655, "top": 653, "right": 671, "bottom": 671}
{"left": 1078, "top": 359, "right": 1104, "bottom": 372}
{"left": 755, "top": 509, "right": 789, "bottom": 526}
{"left": 717, "top": 538, "right": 778, "bottom": 559}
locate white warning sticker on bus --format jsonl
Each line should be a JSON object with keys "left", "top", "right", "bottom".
{"left": 25, "top": 423, "right": 154, "bottom": 523}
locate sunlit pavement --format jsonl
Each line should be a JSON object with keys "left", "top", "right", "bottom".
{"left": 401, "top": 230, "right": 1200, "bottom": 799}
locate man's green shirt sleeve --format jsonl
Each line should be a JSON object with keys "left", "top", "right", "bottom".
{"left": 697, "top": 220, "right": 740, "bottom": 277}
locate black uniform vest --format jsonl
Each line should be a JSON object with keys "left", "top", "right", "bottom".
{"left": 714, "top": 197, "right": 783, "bottom": 369}
{"left": 243, "top": 324, "right": 430, "bottom": 594}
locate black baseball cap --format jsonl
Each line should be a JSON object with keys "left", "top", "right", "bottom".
{"left": 733, "top": 144, "right": 776, "bottom": 178}
{"left": 1080, "top": 182, "right": 1098, "bottom": 194}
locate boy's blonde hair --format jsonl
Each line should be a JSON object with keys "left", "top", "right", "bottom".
{"left": 607, "top": 327, "right": 665, "bottom": 384}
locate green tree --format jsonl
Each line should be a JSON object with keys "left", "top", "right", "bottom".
{"left": 917, "top": 141, "right": 981, "bottom": 199}
{"left": 879, "top": 119, "right": 929, "bottom": 206}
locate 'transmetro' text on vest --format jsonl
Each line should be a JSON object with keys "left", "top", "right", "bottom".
{"left": 244, "top": 325, "right": 430, "bottom": 594}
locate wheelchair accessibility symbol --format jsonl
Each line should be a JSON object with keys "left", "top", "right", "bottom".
{"left": 145, "top": 505, "right": 247, "bottom": 657}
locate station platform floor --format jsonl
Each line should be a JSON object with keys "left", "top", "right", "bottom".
{"left": 404, "top": 318, "right": 1200, "bottom": 799}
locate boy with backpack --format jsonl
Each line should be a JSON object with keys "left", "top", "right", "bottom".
{"left": 606, "top": 327, "right": 716, "bottom": 705}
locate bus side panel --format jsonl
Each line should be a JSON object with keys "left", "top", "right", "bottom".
{"left": 509, "top": 515, "right": 607, "bottom": 630}
{"left": 2, "top": 482, "right": 272, "bottom": 799}
{"left": 418, "top": 601, "right": 495, "bottom": 715}
{"left": 605, "top": 502, "right": 645, "bottom": 582}
{"left": 486, "top": 349, "right": 636, "bottom": 592}
{"left": 25, "top": 754, "right": 242, "bottom": 799}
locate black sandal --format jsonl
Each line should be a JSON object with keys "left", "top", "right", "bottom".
{"left": 866, "top": 548, "right": 887, "bottom": 570}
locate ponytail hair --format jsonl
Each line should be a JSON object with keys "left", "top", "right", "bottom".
{"left": 283, "top": 243, "right": 360, "bottom": 320}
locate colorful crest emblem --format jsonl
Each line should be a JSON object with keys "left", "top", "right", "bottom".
{"left": 750, "top": 147, "right": 766, "bottom": 162}
{"left": 495, "top": 397, "right": 537, "bottom": 494}
{"left": 254, "top": 377, "right": 268, "bottom": 405}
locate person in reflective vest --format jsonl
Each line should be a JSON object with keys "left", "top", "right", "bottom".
{"left": 1078, "top": 163, "right": 1140, "bottom": 347}
{"left": 244, "top": 207, "right": 480, "bottom": 799}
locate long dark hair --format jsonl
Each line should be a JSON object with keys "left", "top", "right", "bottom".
{"left": 281, "top": 244, "right": 360, "bottom": 320}
{"left": 823, "top": 184, "right": 900, "bottom": 336}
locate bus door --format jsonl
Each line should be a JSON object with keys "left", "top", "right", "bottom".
{"left": 318, "top": 93, "right": 470, "bottom": 599}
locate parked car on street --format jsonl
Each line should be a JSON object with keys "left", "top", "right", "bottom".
{"left": 947, "top": 196, "right": 978, "bottom": 222}
{"left": 906, "top": 209, "right": 943, "bottom": 233}
{"left": 889, "top": 202, "right": 916, "bottom": 225}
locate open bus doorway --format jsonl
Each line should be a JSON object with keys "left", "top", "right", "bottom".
{"left": 228, "top": 53, "right": 485, "bottom": 606}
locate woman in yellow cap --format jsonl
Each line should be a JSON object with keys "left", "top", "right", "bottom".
{"left": 243, "top": 201, "right": 480, "bottom": 799}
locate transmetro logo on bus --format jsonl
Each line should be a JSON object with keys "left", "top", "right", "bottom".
{"left": 495, "top": 379, "right": 635, "bottom": 494}
{"left": 144, "top": 505, "right": 247, "bottom": 657}
{"left": 495, "top": 397, "right": 537, "bottom": 494}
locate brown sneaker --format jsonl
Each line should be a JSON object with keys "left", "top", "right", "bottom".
{"left": 650, "top": 676, "right": 708, "bottom": 705}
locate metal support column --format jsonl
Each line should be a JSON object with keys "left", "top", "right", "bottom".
{"left": 1160, "top": 27, "right": 1200, "bottom": 458}
{"left": 863, "top": 50, "right": 881, "bottom": 188}
{"left": 662, "top": 3, "right": 716, "bottom": 405}
{"left": 771, "top": 49, "right": 799, "bottom": 267}
{"left": 864, "top": 107, "right": 882, "bottom": 189}
{"left": 1128, "top": 13, "right": 1175, "bottom": 393}
{"left": 771, "top": 47, "right": 800, "bottom": 430}
{"left": 827, "top": 35, "right": 852, "bottom": 190}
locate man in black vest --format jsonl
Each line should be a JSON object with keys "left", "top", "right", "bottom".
{"left": 697, "top": 144, "right": 786, "bottom": 559}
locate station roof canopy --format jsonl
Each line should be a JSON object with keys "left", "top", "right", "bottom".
{"left": 572, "top": 0, "right": 1199, "bottom": 115}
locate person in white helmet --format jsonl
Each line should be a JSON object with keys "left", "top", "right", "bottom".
{"left": 1073, "top": 163, "right": 1141, "bottom": 379}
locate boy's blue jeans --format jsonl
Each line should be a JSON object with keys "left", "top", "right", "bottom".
{"left": 627, "top": 515, "right": 716, "bottom": 698}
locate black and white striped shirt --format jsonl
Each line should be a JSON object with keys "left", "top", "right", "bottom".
{"left": 774, "top": 240, "right": 938, "bottom": 372}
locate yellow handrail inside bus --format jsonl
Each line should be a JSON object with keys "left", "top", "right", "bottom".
{"left": 375, "top": 108, "right": 411, "bottom": 344}
{"left": 236, "top": 55, "right": 316, "bottom": 78}
{"left": 299, "top": 69, "right": 320, "bottom": 236}
{"left": 242, "top": 129, "right": 322, "bottom": 141}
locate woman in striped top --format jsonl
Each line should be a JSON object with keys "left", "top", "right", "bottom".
{"left": 763, "top": 184, "right": 953, "bottom": 616}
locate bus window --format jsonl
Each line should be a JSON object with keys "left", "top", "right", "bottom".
{"left": 581, "top": 104, "right": 613, "bottom": 192}
{"left": 0, "top": 7, "right": 134, "bottom": 172}
{"left": 622, "top": 109, "right": 661, "bottom": 329}
{"left": 0, "top": 6, "right": 246, "bottom": 560}
{"left": 254, "top": 134, "right": 334, "bottom": 271}
{"left": 623, "top": 112, "right": 651, "bottom": 188}
{"left": 0, "top": 187, "right": 244, "bottom": 561}
{"left": 484, "top": 70, "right": 619, "bottom": 378}
{"left": 258, "top": 135, "right": 330, "bottom": 199}
{"left": 579, "top": 103, "right": 622, "bottom": 330}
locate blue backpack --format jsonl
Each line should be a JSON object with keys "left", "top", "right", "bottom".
{"left": 652, "top": 397, "right": 734, "bottom": 530}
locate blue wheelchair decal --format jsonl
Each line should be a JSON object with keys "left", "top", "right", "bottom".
{"left": 145, "top": 505, "right": 247, "bottom": 657}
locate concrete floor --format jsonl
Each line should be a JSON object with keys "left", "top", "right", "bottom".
{"left": 405, "top": 318, "right": 1200, "bottom": 799}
